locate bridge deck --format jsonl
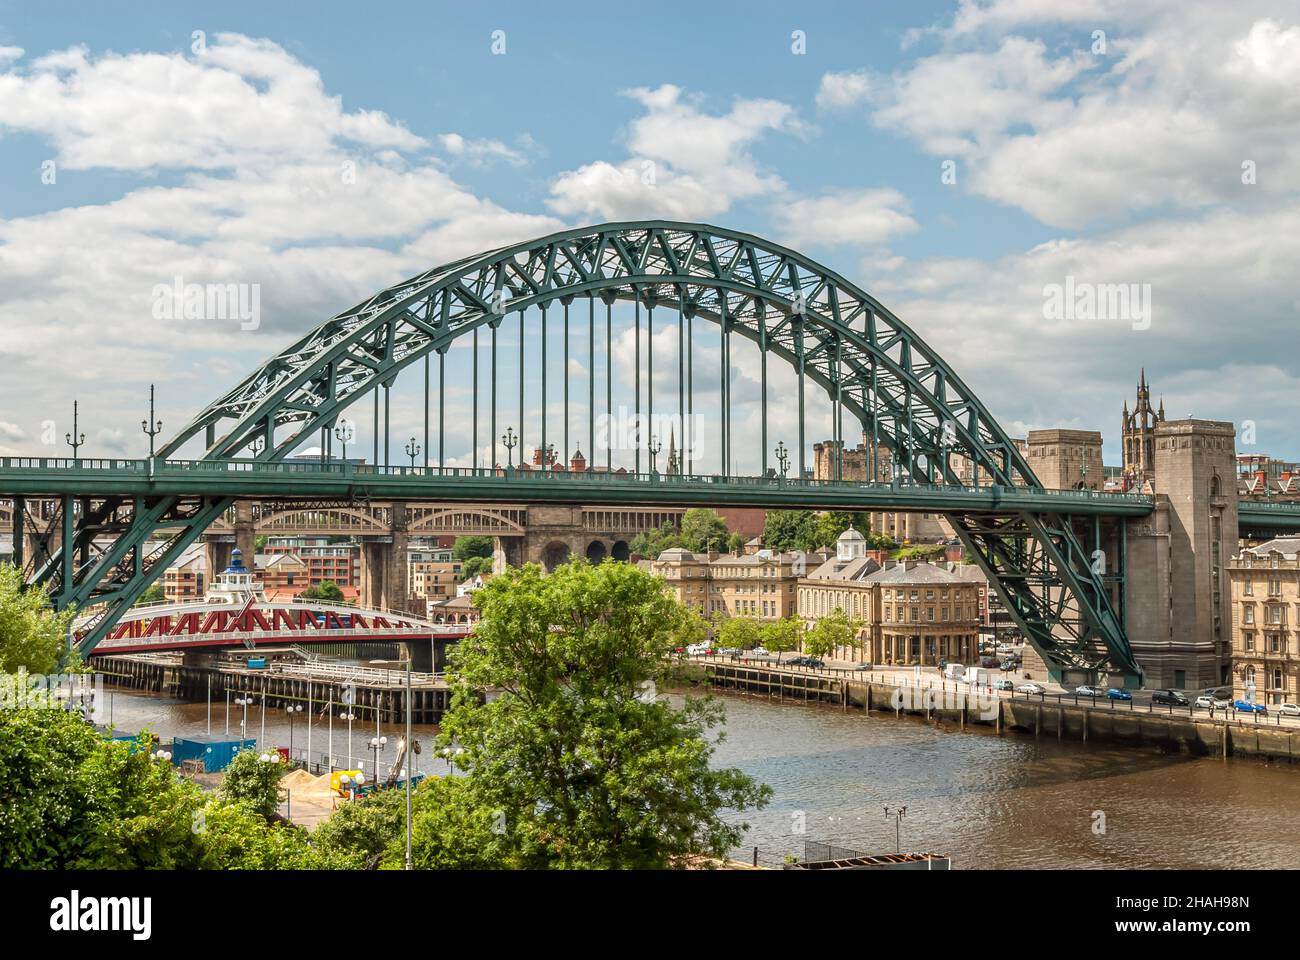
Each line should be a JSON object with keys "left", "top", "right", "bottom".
{"left": 0, "top": 457, "right": 1158, "bottom": 516}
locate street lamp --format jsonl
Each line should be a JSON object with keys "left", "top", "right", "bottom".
{"left": 648, "top": 435, "right": 662, "bottom": 474}
{"left": 152, "top": 748, "right": 172, "bottom": 762}
{"left": 65, "top": 400, "right": 86, "bottom": 461}
{"left": 235, "top": 694, "right": 254, "bottom": 742}
{"left": 405, "top": 437, "right": 421, "bottom": 468}
{"left": 141, "top": 384, "right": 163, "bottom": 459}
{"left": 775, "top": 441, "right": 790, "bottom": 478}
{"left": 369, "top": 735, "right": 389, "bottom": 783}
{"left": 340, "top": 710, "right": 357, "bottom": 769}
{"left": 501, "top": 427, "right": 518, "bottom": 467}
{"left": 371, "top": 656, "right": 415, "bottom": 871}
{"left": 884, "top": 805, "right": 907, "bottom": 855}
{"left": 285, "top": 703, "right": 303, "bottom": 765}
{"left": 334, "top": 419, "right": 355, "bottom": 465}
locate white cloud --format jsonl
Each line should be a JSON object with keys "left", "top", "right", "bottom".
{"left": 548, "top": 85, "right": 805, "bottom": 222}
{"left": 772, "top": 188, "right": 918, "bottom": 248}
{"left": 438, "top": 133, "right": 531, "bottom": 167}
{"left": 868, "top": 200, "right": 1300, "bottom": 458}
{"left": 822, "top": 1, "right": 1300, "bottom": 227}
{"left": 0, "top": 35, "right": 423, "bottom": 173}
{"left": 0, "top": 34, "right": 563, "bottom": 458}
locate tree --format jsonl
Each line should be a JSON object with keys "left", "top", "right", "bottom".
{"left": 802, "top": 608, "right": 864, "bottom": 661}
{"left": 301, "top": 580, "right": 344, "bottom": 603}
{"left": 762, "top": 615, "right": 802, "bottom": 664}
{"left": 460, "top": 556, "right": 493, "bottom": 582}
{"left": 762, "top": 510, "right": 818, "bottom": 553}
{"left": 0, "top": 703, "right": 340, "bottom": 869}
{"left": 679, "top": 507, "right": 729, "bottom": 552}
{"left": 726, "top": 531, "right": 747, "bottom": 554}
{"left": 0, "top": 563, "right": 74, "bottom": 674}
{"left": 452, "top": 536, "right": 494, "bottom": 561}
{"left": 220, "top": 749, "right": 286, "bottom": 820}
{"left": 135, "top": 582, "right": 166, "bottom": 606}
{"left": 712, "top": 615, "right": 764, "bottom": 653}
{"left": 630, "top": 520, "right": 683, "bottom": 559}
{"left": 439, "top": 560, "right": 768, "bottom": 868}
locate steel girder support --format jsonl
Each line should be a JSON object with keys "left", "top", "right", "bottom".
{"left": 24, "top": 494, "right": 234, "bottom": 660}
{"left": 948, "top": 511, "right": 1142, "bottom": 684}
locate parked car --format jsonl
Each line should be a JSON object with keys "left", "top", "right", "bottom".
{"left": 1075, "top": 685, "right": 1106, "bottom": 697}
{"left": 686, "top": 643, "right": 710, "bottom": 656}
{"left": 1213, "top": 697, "right": 1232, "bottom": 710}
{"left": 1017, "top": 683, "right": 1045, "bottom": 695}
{"left": 1280, "top": 703, "right": 1300, "bottom": 717}
{"left": 749, "top": 646, "right": 769, "bottom": 657}
{"left": 1106, "top": 688, "right": 1133, "bottom": 701}
{"left": 1194, "top": 695, "right": 1215, "bottom": 710}
{"left": 717, "top": 647, "right": 741, "bottom": 657}
{"left": 994, "top": 679, "right": 1015, "bottom": 691}
{"left": 852, "top": 662, "right": 874, "bottom": 671}
{"left": 1234, "top": 699, "right": 1267, "bottom": 714}
{"left": 804, "top": 658, "right": 826, "bottom": 668}
{"left": 1152, "top": 689, "right": 1189, "bottom": 706}
{"left": 999, "top": 660, "right": 1019, "bottom": 672}
{"left": 1202, "top": 686, "right": 1233, "bottom": 700}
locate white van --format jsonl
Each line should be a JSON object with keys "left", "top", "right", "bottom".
{"left": 943, "top": 663, "right": 966, "bottom": 681}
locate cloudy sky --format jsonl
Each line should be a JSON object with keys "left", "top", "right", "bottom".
{"left": 0, "top": 0, "right": 1296, "bottom": 471}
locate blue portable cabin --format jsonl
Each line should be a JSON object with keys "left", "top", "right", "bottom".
{"left": 171, "top": 737, "right": 256, "bottom": 772}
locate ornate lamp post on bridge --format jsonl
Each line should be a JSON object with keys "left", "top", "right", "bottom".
{"left": 334, "top": 419, "right": 355, "bottom": 466}
{"left": 775, "top": 441, "right": 790, "bottom": 479}
{"left": 141, "top": 384, "right": 163, "bottom": 459}
{"left": 405, "top": 437, "right": 421, "bottom": 469}
{"left": 648, "top": 435, "right": 662, "bottom": 474}
{"left": 501, "top": 427, "right": 518, "bottom": 468}
{"left": 65, "top": 400, "right": 86, "bottom": 462}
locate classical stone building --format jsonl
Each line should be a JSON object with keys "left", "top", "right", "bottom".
{"left": 796, "top": 528, "right": 984, "bottom": 665}
{"left": 646, "top": 547, "right": 813, "bottom": 620}
{"left": 1228, "top": 537, "right": 1299, "bottom": 707}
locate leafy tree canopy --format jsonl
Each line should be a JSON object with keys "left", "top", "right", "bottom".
{"left": 439, "top": 560, "right": 768, "bottom": 868}
{"left": 0, "top": 563, "right": 74, "bottom": 674}
{"left": 452, "top": 536, "right": 495, "bottom": 561}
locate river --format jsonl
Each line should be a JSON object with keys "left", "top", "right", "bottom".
{"left": 98, "top": 684, "right": 1300, "bottom": 869}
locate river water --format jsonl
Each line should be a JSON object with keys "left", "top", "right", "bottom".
{"left": 98, "top": 685, "right": 1300, "bottom": 869}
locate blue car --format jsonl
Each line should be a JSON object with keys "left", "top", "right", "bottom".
{"left": 1234, "top": 699, "right": 1267, "bottom": 714}
{"left": 1106, "top": 688, "right": 1132, "bottom": 701}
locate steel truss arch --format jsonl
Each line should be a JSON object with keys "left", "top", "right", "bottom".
{"left": 47, "top": 222, "right": 1137, "bottom": 680}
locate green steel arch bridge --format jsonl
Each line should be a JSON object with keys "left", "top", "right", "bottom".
{"left": 3, "top": 222, "right": 1296, "bottom": 677}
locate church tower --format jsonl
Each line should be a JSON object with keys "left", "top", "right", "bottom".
{"left": 1121, "top": 368, "right": 1164, "bottom": 487}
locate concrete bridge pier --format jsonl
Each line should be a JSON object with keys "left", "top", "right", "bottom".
{"left": 360, "top": 504, "right": 410, "bottom": 613}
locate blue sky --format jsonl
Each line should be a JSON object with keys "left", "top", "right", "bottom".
{"left": 0, "top": 0, "right": 1297, "bottom": 470}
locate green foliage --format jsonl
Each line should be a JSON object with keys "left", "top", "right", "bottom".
{"left": 301, "top": 580, "right": 345, "bottom": 603}
{"left": 762, "top": 615, "right": 802, "bottom": 662}
{"left": 630, "top": 521, "right": 684, "bottom": 559}
{"left": 0, "top": 563, "right": 74, "bottom": 674}
{"left": 894, "top": 543, "right": 946, "bottom": 561}
{"left": 762, "top": 510, "right": 818, "bottom": 552}
{"left": 220, "top": 749, "right": 285, "bottom": 820}
{"left": 135, "top": 582, "right": 166, "bottom": 606}
{"left": 439, "top": 559, "right": 767, "bottom": 868}
{"left": 726, "top": 531, "right": 748, "bottom": 553}
{"left": 679, "top": 508, "right": 729, "bottom": 552}
{"left": 254, "top": 535, "right": 268, "bottom": 552}
{"left": 452, "top": 536, "right": 495, "bottom": 561}
{"left": 460, "top": 555, "right": 493, "bottom": 582}
{"left": 712, "top": 615, "right": 764, "bottom": 651}
{"left": 801, "top": 608, "right": 864, "bottom": 660}
{"left": 0, "top": 704, "right": 342, "bottom": 869}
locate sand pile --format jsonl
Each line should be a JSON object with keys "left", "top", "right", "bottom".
{"left": 280, "top": 769, "right": 336, "bottom": 798}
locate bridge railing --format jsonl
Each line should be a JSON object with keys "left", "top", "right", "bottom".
{"left": 0, "top": 456, "right": 1157, "bottom": 506}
